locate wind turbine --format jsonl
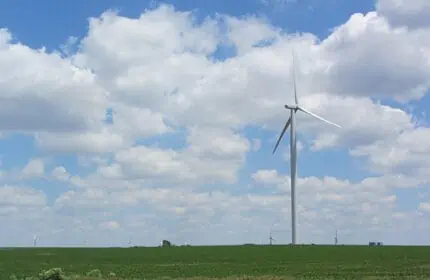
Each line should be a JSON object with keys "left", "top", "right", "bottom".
{"left": 269, "top": 231, "right": 275, "bottom": 246}
{"left": 272, "top": 51, "right": 341, "bottom": 245}
{"left": 80, "top": 226, "right": 87, "bottom": 247}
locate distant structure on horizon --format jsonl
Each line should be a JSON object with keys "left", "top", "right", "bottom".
{"left": 161, "top": 240, "right": 172, "bottom": 247}
{"left": 269, "top": 231, "right": 275, "bottom": 246}
{"left": 369, "top": 241, "right": 383, "bottom": 246}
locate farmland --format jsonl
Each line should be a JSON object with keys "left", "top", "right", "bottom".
{"left": 2, "top": 245, "right": 430, "bottom": 279}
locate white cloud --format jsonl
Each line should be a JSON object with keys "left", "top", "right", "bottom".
{"left": 73, "top": 6, "right": 220, "bottom": 107}
{"left": 252, "top": 169, "right": 284, "bottom": 185}
{"left": 51, "top": 166, "right": 70, "bottom": 182}
{"left": 95, "top": 127, "right": 249, "bottom": 185}
{"left": 319, "top": 12, "right": 430, "bottom": 102}
{"left": 250, "top": 169, "right": 408, "bottom": 238}
{"left": 0, "top": 185, "right": 46, "bottom": 208}
{"left": 21, "top": 159, "right": 44, "bottom": 179}
{"left": 187, "top": 127, "right": 250, "bottom": 160}
{"left": 99, "top": 220, "right": 121, "bottom": 231}
{"left": 113, "top": 146, "right": 194, "bottom": 182}
{"left": 35, "top": 129, "right": 126, "bottom": 154}
{"left": 306, "top": 95, "right": 415, "bottom": 150}
{"left": 0, "top": 28, "right": 108, "bottom": 134}
{"left": 110, "top": 104, "right": 171, "bottom": 139}
{"left": 350, "top": 126, "right": 430, "bottom": 177}
{"left": 224, "top": 15, "right": 280, "bottom": 54}
{"left": 377, "top": 0, "right": 430, "bottom": 29}
{"left": 45, "top": 167, "right": 422, "bottom": 245}
{"left": 62, "top": 4, "right": 430, "bottom": 145}
{"left": 419, "top": 202, "right": 430, "bottom": 213}
{"left": 0, "top": 185, "right": 47, "bottom": 223}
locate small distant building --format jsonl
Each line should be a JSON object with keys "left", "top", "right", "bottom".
{"left": 161, "top": 240, "right": 172, "bottom": 247}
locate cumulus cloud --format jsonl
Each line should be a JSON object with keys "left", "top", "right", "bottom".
{"left": 0, "top": 185, "right": 46, "bottom": 208}
{"left": 319, "top": 12, "right": 430, "bottom": 102}
{"left": 51, "top": 166, "right": 70, "bottom": 182}
{"left": 350, "top": 126, "right": 430, "bottom": 177}
{"left": 20, "top": 159, "right": 45, "bottom": 179}
{"left": 250, "top": 169, "right": 410, "bottom": 239}
{"left": 419, "top": 202, "right": 430, "bottom": 213}
{"left": 377, "top": 0, "right": 430, "bottom": 29}
{"left": 94, "top": 127, "right": 249, "bottom": 185}
{"left": 0, "top": 185, "right": 47, "bottom": 225}
{"left": 252, "top": 169, "right": 284, "bottom": 185}
{"left": 99, "top": 220, "right": 121, "bottom": 231}
{"left": 0, "top": 28, "right": 108, "bottom": 134}
{"left": 34, "top": 129, "right": 127, "bottom": 154}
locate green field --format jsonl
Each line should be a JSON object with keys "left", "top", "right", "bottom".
{"left": 2, "top": 245, "right": 430, "bottom": 279}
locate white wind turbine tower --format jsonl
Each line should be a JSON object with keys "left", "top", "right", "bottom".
{"left": 272, "top": 51, "right": 341, "bottom": 245}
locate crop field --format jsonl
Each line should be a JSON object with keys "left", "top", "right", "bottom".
{"left": 2, "top": 245, "right": 430, "bottom": 279}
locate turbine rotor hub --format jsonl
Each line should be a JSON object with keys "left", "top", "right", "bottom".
{"left": 284, "top": 104, "right": 298, "bottom": 110}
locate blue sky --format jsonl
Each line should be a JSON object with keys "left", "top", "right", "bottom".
{"left": 0, "top": 0, "right": 375, "bottom": 45}
{"left": 0, "top": 0, "right": 430, "bottom": 247}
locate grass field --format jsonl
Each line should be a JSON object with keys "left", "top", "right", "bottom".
{"left": 2, "top": 245, "right": 430, "bottom": 279}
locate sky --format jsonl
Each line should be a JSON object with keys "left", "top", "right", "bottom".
{"left": 1, "top": 0, "right": 430, "bottom": 247}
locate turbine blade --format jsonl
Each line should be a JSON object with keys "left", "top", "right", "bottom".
{"left": 297, "top": 106, "right": 341, "bottom": 128}
{"left": 292, "top": 50, "right": 298, "bottom": 105}
{"left": 272, "top": 117, "right": 292, "bottom": 154}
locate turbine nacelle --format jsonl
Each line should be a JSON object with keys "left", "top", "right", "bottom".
{"left": 284, "top": 104, "right": 298, "bottom": 110}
